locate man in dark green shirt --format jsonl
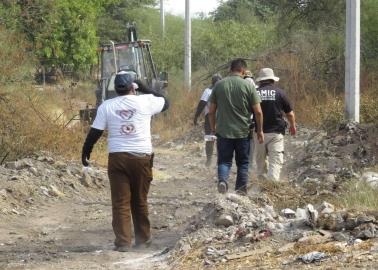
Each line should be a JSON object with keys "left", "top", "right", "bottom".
{"left": 209, "top": 58, "right": 264, "bottom": 194}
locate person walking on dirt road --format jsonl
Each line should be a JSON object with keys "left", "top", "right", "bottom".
{"left": 193, "top": 74, "right": 222, "bottom": 166}
{"left": 253, "top": 68, "right": 296, "bottom": 182}
{"left": 81, "top": 71, "right": 169, "bottom": 252}
{"left": 208, "top": 58, "right": 264, "bottom": 195}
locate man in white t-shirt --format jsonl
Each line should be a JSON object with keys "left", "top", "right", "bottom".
{"left": 193, "top": 74, "right": 222, "bottom": 166}
{"left": 81, "top": 71, "right": 169, "bottom": 252}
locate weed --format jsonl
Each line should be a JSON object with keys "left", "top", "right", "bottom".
{"left": 337, "top": 179, "right": 378, "bottom": 210}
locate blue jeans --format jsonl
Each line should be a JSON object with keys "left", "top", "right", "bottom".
{"left": 217, "top": 137, "right": 250, "bottom": 192}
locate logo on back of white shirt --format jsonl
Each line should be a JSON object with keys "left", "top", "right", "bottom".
{"left": 121, "top": 124, "right": 136, "bottom": 135}
{"left": 117, "top": 109, "right": 137, "bottom": 135}
{"left": 117, "top": 109, "right": 136, "bottom": 120}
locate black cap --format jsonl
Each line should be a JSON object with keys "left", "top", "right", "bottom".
{"left": 114, "top": 72, "right": 133, "bottom": 91}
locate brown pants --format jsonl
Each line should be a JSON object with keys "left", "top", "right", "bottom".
{"left": 108, "top": 152, "right": 153, "bottom": 247}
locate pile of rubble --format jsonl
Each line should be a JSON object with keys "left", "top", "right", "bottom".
{"left": 0, "top": 153, "right": 108, "bottom": 215}
{"left": 289, "top": 123, "right": 378, "bottom": 192}
{"left": 169, "top": 192, "right": 378, "bottom": 267}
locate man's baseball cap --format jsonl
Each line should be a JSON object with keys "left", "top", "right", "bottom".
{"left": 114, "top": 71, "right": 134, "bottom": 91}
{"left": 114, "top": 71, "right": 138, "bottom": 91}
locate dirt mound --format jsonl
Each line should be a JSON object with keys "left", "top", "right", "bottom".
{"left": 289, "top": 123, "right": 378, "bottom": 192}
{"left": 0, "top": 153, "right": 108, "bottom": 216}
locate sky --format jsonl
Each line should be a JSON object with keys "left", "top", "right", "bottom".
{"left": 164, "top": 0, "right": 220, "bottom": 17}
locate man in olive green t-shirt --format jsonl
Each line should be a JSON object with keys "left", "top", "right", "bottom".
{"left": 209, "top": 58, "right": 264, "bottom": 194}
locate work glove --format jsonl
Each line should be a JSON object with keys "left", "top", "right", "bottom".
{"left": 289, "top": 126, "right": 296, "bottom": 136}
{"left": 82, "top": 151, "right": 90, "bottom": 167}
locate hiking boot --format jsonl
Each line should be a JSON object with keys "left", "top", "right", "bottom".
{"left": 113, "top": 245, "right": 130, "bottom": 252}
{"left": 217, "top": 181, "right": 228, "bottom": 194}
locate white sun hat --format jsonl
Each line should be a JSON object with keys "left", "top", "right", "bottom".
{"left": 255, "top": 68, "right": 280, "bottom": 82}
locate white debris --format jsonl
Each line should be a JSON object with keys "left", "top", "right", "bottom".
{"left": 215, "top": 214, "right": 234, "bottom": 227}
{"left": 362, "top": 171, "right": 378, "bottom": 187}
{"left": 298, "top": 251, "right": 327, "bottom": 264}
{"left": 281, "top": 208, "right": 296, "bottom": 219}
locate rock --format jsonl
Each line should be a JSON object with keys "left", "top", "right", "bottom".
{"left": 353, "top": 223, "right": 377, "bottom": 239}
{"left": 296, "top": 208, "right": 307, "bottom": 220}
{"left": 317, "top": 201, "right": 335, "bottom": 214}
{"left": 332, "top": 232, "right": 349, "bottom": 242}
{"left": 5, "top": 160, "right": 32, "bottom": 170}
{"left": 0, "top": 189, "right": 7, "bottom": 198}
{"left": 226, "top": 193, "right": 245, "bottom": 204}
{"left": 215, "top": 214, "right": 234, "bottom": 227}
{"left": 306, "top": 204, "right": 318, "bottom": 227}
{"left": 80, "top": 169, "right": 91, "bottom": 187}
{"left": 317, "top": 212, "right": 345, "bottom": 231}
{"left": 323, "top": 174, "right": 336, "bottom": 184}
{"left": 350, "top": 238, "right": 363, "bottom": 245}
{"left": 362, "top": 171, "right": 378, "bottom": 187}
{"left": 8, "top": 176, "right": 18, "bottom": 181}
{"left": 49, "top": 185, "right": 64, "bottom": 197}
{"left": 40, "top": 186, "right": 51, "bottom": 197}
{"left": 54, "top": 160, "right": 66, "bottom": 169}
{"left": 11, "top": 209, "right": 20, "bottom": 215}
{"left": 37, "top": 156, "right": 54, "bottom": 163}
{"left": 29, "top": 167, "right": 39, "bottom": 176}
{"left": 266, "top": 222, "right": 276, "bottom": 231}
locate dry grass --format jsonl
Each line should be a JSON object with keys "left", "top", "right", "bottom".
{"left": 0, "top": 88, "right": 82, "bottom": 162}
{"left": 336, "top": 178, "right": 378, "bottom": 211}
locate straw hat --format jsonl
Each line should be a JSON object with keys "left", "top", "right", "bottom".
{"left": 255, "top": 68, "right": 279, "bottom": 82}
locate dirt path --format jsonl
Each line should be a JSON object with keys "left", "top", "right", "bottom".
{"left": 0, "top": 144, "right": 216, "bottom": 269}
{"left": 1, "top": 126, "right": 378, "bottom": 269}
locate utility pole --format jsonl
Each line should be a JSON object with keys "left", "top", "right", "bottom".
{"left": 184, "top": 0, "right": 191, "bottom": 90}
{"left": 160, "top": 0, "right": 165, "bottom": 38}
{"left": 345, "top": 0, "right": 360, "bottom": 122}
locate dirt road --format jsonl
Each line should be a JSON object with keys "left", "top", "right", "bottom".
{"left": 1, "top": 126, "right": 378, "bottom": 269}
{"left": 0, "top": 143, "right": 216, "bottom": 269}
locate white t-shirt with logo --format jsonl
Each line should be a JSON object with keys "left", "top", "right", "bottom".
{"left": 200, "top": 88, "right": 212, "bottom": 115}
{"left": 92, "top": 94, "right": 164, "bottom": 154}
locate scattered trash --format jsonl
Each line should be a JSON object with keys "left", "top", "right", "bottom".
{"left": 298, "top": 251, "right": 327, "bottom": 264}
{"left": 281, "top": 208, "right": 296, "bottom": 219}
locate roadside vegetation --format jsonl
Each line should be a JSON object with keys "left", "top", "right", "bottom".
{"left": 0, "top": 0, "right": 377, "bottom": 162}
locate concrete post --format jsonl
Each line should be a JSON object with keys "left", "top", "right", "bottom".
{"left": 345, "top": 0, "right": 360, "bottom": 122}
{"left": 160, "top": 0, "right": 165, "bottom": 38}
{"left": 184, "top": 0, "right": 191, "bottom": 90}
